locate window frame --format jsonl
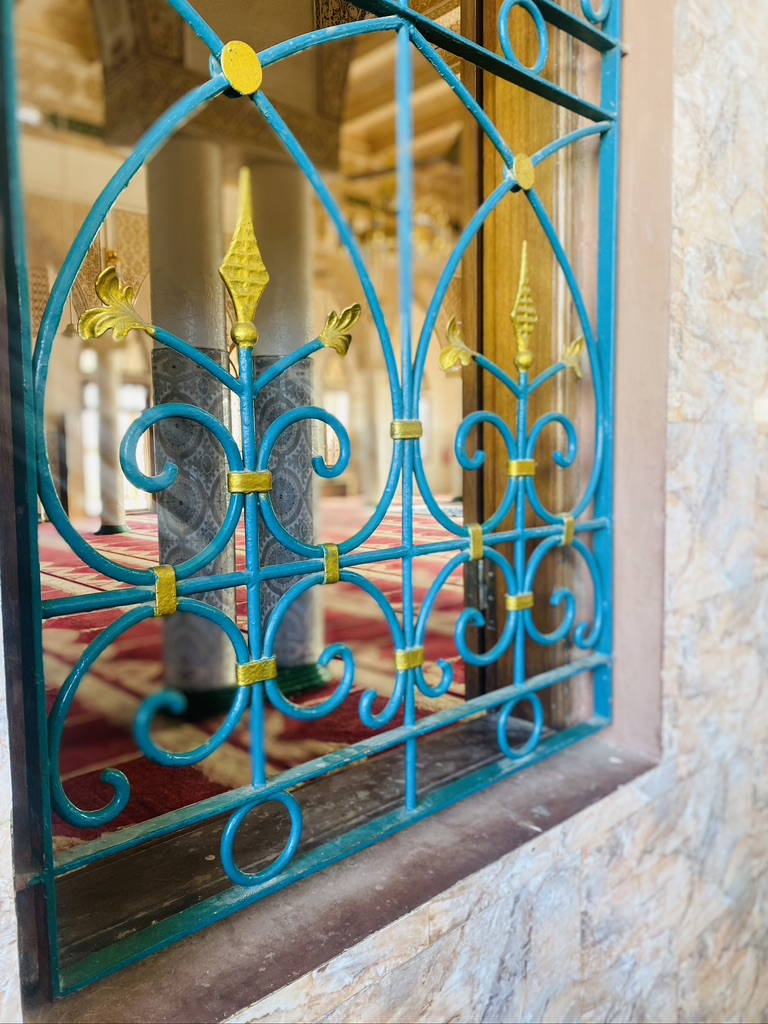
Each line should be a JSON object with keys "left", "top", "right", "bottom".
{"left": 0, "top": 0, "right": 671, "bottom": 1007}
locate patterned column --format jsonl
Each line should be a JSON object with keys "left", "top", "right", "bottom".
{"left": 254, "top": 357, "right": 321, "bottom": 670}
{"left": 251, "top": 162, "right": 321, "bottom": 683}
{"left": 147, "top": 136, "right": 236, "bottom": 713}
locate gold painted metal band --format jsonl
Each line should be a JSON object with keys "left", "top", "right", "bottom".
{"left": 228, "top": 471, "right": 273, "bottom": 494}
{"left": 506, "top": 593, "right": 534, "bottom": 613}
{"left": 395, "top": 648, "right": 425, "bottom": 672}
{"left": 152, "top": 565, "right": 178, "bottom": 617}
{"left": 390, "top": 421, "right": 423, "bottom": 441}
{"left": 560, "top": 515, "right": 576, "bottom": 547}
{"left": 323, "top": 544, "right": 341, "bottom": 585}
{"left": 508, "top": 460, "right": 536, "bottom": 479}
{"left": 467, "top": 523, "right": 483, "bottom": 562}
{"left": 237, "top": 658, "right": 278, "bottom": 688}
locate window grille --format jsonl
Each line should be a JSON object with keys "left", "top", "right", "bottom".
{"left": 11, "top": 0, "right": 622, "bottom": 996}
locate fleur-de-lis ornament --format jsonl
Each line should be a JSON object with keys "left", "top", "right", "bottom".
{"left": 320, "top": 305, "right": 362, "bottom": 357}
{"left": 439, "top": 316, "right": 476, "bottom": 371}
{"left": 563, "top": 336, "right": 586, "bottom": 379}
{"left": 78, "top": 265, "right": 155, "bottom": 343}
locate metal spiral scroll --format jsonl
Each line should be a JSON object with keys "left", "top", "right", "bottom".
{"left": 35, "top": 0, "right": 616, "bottom": 891}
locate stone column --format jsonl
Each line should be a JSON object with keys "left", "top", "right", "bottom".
{"left": 93, "top": 337, "right": 128, "bottom": 535}
{"left": 147, "top": 136, "right": 236, "bottom": 716}
{"left": 251, "top": 161, "right": 322, "bottom": 688}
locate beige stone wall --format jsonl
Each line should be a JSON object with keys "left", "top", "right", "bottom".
{"left": 224, "top": 1, "right": 768, "bottom": 1021}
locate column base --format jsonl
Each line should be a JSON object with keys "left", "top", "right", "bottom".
{"left": 174, "top": 666, "right": 331, "bottom": 722}
{"left": 95, "top": 524, "right": 131, "bottom": 536}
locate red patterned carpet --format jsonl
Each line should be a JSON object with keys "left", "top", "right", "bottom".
{"left": 40, "top": 498, "right": 467, "bottom": 850}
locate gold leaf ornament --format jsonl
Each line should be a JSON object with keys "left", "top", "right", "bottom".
{"left": 78, "top": 266, "right": 155, "bottom": 343}
{"left": 563, "top": 336, "right": 586, "bottom": 379}
{"left": 439, "top": 316, "right": 476, "bottom": 371}
{"left": 320, "top": 304, "right": 362, "bottom": 356}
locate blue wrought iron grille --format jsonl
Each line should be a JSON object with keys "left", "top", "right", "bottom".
{"left": 18, "top": 0, "right": 622, "bottom": 997}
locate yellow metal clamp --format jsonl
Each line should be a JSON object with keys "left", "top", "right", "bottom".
{"left": 508, "top": 460, "right": 536, "bottom": 478}
{"left": 395, "top": 648, "right": 425, "bottom": 672}
{"left": 560, "top": 515, "right": 576, "bottom": 547}
{"left": 152, "top": 565, "right": 179, "bottom": 618}
{"left": 467, "top": 523, "right": 483, "bottom": 562}
{"left": 390, "top": 421, "right": 423, "bottom": 441}
{"left": 228, "top": 471, "right": 273, "bottom": 494}
{"left": 323, "top": 544, "right": 341, "bottom": 585}
{"left": 237, "top": 658, "right": 278, "bottom": 688}
{"left": 506, "top": 593, "right": 534, "bottom": 613}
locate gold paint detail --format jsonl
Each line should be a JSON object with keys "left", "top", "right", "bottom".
{"left": 320, "top": 304, "right": 362, "bottom": 356}
{"left": 439, "top": 316, "right": 476, "bottom": 372}
{"left": 560, "top": 515, "right": 576, "bottom": 547}
{"left": 220, "top": 166, "right": 269, "bottom": 346}
{"left": 227, "top": 471, "right": 273, "bottom": 494}
{"left": 511, "top": 240, "right": 537, "bottom": 372}
{"left": 78, "top": 266, "right": 156, "bottom": 343}
{"left": 237, "top": 658, "right": 278, "bottom": 688}
{"left": 506, "top": 593, "right": 534, "bottom": 613}
{"left": 323, "top": 544, "right": 341, "bottom": 585}
{"left": 395, "top": 648, "right": 425, "bottom": 672}
{"left": 563, "top": 336, "right": 586, "bottom": 380}
{"left": 391, "top": 421, "right": 423, "bottom": 441}
{"left": 152, "top": 565, "right": 178, "bottom": 618}
{"left": 467, "top": 523, "right": 484, "bottom": 562}
{"left": 508, "top": 459, "right": 536, "bottom": 478}
{"left": 514, "top": 153, "right": 535, "bottom": 191}
{"left": 220, "top": 40, "right": 264, "bottom": 96}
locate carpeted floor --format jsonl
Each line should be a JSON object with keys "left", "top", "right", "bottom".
{"left": 41, "top": 498, "right": 467, "bottom": 850}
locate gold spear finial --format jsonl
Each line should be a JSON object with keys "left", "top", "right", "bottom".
{"left": 511, "top": 240, "right": 537, "bottom": 373}
{"left": 219, "top": 166, "right": 270, "bottom": 348}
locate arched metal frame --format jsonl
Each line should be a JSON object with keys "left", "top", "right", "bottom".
{"left": 22, "top": 0, "right": 622, "bottom": 995}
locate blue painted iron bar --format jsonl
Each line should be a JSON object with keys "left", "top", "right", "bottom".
{"left": 409, "top": 30, "right": 515, "bottom": 168}
{"left": 1, "top": 0, "right": 59, "bottom": 983}
{"left": 259, "top": 17, "right": 401, "bottom": 69}
{"left": 532, "top": 121, "right": 612, "bottom": 167}
{"left": 397, "top": 20, "right": 419, "bottom": 813}
{"left": 39, "top": 518, "right": 612, "bottom": 620}
{"left": 253, "top": 91, "right": 402, "bottom": 417}
{"left": 591, "top": 0, "right": 622, "bottom": 721}
{"left": 338, "top": 0, "right": 615, "bottom": 123}
{"left": 154, "top": 327, "right": 242, "bottom": 396}
{"left": 164, "top": 0, "right": 222, "bottom": 57}
{"left": 56, "top": 717, "right": 608, "bottom": 995}
{"left": 33, "top": 75, "right": 228, "bottom": 589}
{"left": 531, "top": 0, "right": 620, "bottom": 51}
{"left": 52, "top": 654, "right": 609, "bottom": 877}
{"left": 238, "top": 339, "right": 267, "bottom": 789}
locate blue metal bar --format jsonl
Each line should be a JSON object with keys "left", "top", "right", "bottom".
{"left": 397, "top": 24, "right": 419, "bottom": 813}
{"left": 591, "top": 0, "right": 622, "bottom": 721}
{"left": 58, "top": 715, "right": 609, "bottom": 995}
{"left": 53, "top": 653, "right": 610, "bottom": 877}
{"left": 347, "top": 0, "right": 617, "bottom": 122}
{"left": 164, "top": 0, "right": 223, "bottom": 56}
{"left": 33, "top": 75, "right": 228, "bottom": 588}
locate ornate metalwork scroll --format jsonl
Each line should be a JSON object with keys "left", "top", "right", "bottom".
{"left": 28, "top": 0, "right": 623, "bottom": 995}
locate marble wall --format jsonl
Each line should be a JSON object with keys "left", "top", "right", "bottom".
{"left": 224, "top": 1, "right": 768, "bottom": 1021}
